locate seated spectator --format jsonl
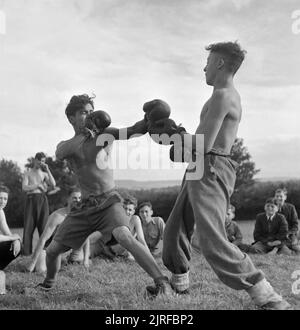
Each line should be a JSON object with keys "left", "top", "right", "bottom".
{"left": 0, "top": 185, "right": 22, "bottom": 295}
{"left": 225, "top": 205, "right": 243, "bottom": 245}
{"left": 138, "top": 202, "right": 165, "bottom": 256}
{"left": 25, "top": 188, "right": 90, "bottom": 273}
{"left": 91, "top": 196, "right": 150, "bottom": 260}
{"left": 225, "top": 204, "right": 251, "bottom": 252}
{"left": 274, "top": 188, "right": 300, "bottom": 255}
{"left": 251, "top": 198, "right": 290, "bottom": 255}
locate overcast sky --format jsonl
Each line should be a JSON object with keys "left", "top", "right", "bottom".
{"left": 0, "top": 0, "right": 299, "bottom": 181}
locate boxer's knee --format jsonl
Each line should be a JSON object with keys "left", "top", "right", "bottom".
{"left": 46, "top": 241, "right": 70, "bottom": 260}
{"left": 113, "top": 226, "right": 135, "bottom": 248}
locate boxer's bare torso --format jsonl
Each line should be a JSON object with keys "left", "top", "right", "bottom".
{"left": 56, "top": 135, "right": 115, "bottom": 198}
{"left": 195, "top": 86, "right": 242, "bottom": 154}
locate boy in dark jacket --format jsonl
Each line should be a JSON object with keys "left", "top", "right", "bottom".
{"left": 274, "top": 188, "right": 300, "bottom": 254}
{"left": 251, "top": 198, "right": 290, "bottom": 255}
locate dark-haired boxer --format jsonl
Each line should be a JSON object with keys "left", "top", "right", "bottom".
{"left": 38, "top": 94, "right": 172, "bottom": 297}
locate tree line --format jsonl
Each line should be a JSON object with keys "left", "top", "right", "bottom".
{"left": 1, "top": 138, "right": 298, "bottom": 227}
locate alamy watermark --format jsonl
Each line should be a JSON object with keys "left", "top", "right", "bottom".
{"left": 292, "top": 10, "right": 300, "bottom": 34}
{"left": 94, "top": 131, "right": 205, "bottom": 181}
{"left": 291, "top": 270, "right": 300, "bottom": 295}
{"left": 0, "top": 9, "right": 6, "bottom": 35}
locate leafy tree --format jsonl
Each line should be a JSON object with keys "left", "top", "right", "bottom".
{"left": 231, "top": 138, "right": 260, "bottom": 189}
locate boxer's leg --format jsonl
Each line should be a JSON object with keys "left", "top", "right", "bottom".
{"left": 187, "top": 155, "right": 291, "bottom": 309}
{"left": 40, "top": 241, "right": 70, "bottom": 289}
{"left": 187, "top": 155, "right": 264, "bottom": 290}
{"left": 162, "top": 180, "right": 195, "bottom": 293}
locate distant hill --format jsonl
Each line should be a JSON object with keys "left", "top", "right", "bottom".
{"left": 115, "top": 177, "right": 300, "bottom": 190}
{"left": 115, "top": 180, "right": 181, "bottom": 190}
{"left": 255, "top": 177, "right": 299, "bottom": 183}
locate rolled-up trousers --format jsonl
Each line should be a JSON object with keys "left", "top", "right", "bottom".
{"left": 163, "top": 153, "right": 264, "bottom": 290}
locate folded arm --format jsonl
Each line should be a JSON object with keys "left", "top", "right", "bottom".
{"left": 276, "top": 218, "right": 289, "bottom": 241}
{"left": 22, "top": 173, "right": 40, "bottom": 192}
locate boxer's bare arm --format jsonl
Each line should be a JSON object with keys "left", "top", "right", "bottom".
{"left": 103, "top": 118, "right": 148, "bottom": 141}
{"left": 22, "top": 172, "right": 40, "bottom": 192}
{"left": 196, "top": 90, "right": 231, "bottom": 153}
{"left": 182, "top": 89, "right": 235, "bottom": 154}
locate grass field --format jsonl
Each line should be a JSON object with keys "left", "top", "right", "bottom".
{"left": 1, "top": 221, "right": 299, "bottom": 310}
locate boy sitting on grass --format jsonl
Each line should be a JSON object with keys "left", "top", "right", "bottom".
{"left": 274, "top": 188, "right": 300, "bottom": 255}
{"left": 225, "top": 205, "right": 243, "bottom": 245}
{"left": 0, "top": 185, "right": 22, "bottom": 295}
{"left": 251, "top": 198, "right": 290, "bottom": 255}
{"left": 138, "top": 202, "right": 165, "bottom": 257}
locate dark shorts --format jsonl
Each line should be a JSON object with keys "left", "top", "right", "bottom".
{"left": 53, "top": 190, "right": 130, "bottom": 250}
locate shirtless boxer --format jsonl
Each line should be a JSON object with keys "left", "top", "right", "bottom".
{"left": 38, "top": 94, "right": 172, "bottom": 296}
{"left": 22, "top": 152, "right": 56, "bottom": 255}
{"left": 147, "top": 42, "right": 292, "bottom": 309}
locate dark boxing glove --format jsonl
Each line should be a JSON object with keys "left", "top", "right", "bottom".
{"left": 169, "top": 142, "right": 197, "bottom": 163}
{"left": 84, "top": 110, "right": 112, "bottom": 137}
{"left": 143, "top": 99, "right": 171, "bottom": 123}
{"left": 148, "top": 118, "right": 186, "bottom": 145}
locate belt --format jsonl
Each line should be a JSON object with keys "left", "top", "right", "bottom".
{"left": 205, "top": 149, "right": 231, "bottom": 158}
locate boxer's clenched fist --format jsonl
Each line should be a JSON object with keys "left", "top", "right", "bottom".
{"left": 148, "top": 118, "right": 186, "bottom": 136}
{"left": 143, "top": 99, "right": 171, "bottom": 123}
{"left": 84, "top": 110, "right": 112, "bottom": 137}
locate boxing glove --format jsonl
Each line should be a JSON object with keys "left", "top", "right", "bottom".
{"left": 148, "top": 118, "right": 186, "bottom": 145}
{"left": 143, "top": 99, "right": 171, "bottom": 123}
{"left": 86, "top": 110, "right": 111, "bottom": 130}
{"left": 84, "top": 110, "right": 111, "bottom": 137}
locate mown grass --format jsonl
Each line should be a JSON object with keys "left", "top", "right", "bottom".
{"left": 0, "top": 221, "right": 299, "bottom": 310}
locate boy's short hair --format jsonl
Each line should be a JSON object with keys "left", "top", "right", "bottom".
{"left": 69, "top": 187, "right": 81, "bottom": 195}
{"left": 0, "top": 185, "right": 10, "bottom": 195}
{"left": 275, "top": 188, "right": 288, "bottom": 196}
{"left": 65, "top": 94, "right": 95, "bottom": 119}
{"left": 35, "top": 152, "right": 46, "bottom": 160}
{"left": 265, "top": 198, "right": 278, "bottom": 207}
{"left": 123, "top": 196, "right": 138, "bottom": 208}
{"left": 228, "top": 204, "right": 235, "bottom": 213}
{"left": 138, "top": 201, "right": 153, "bottom": 211}
{"left": 205, "top": 41, "right": 247, "bottom": 74}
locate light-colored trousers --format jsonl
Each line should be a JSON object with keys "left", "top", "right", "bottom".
{"left": 163, "top": 154, "right": 264, "bottom": 290}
